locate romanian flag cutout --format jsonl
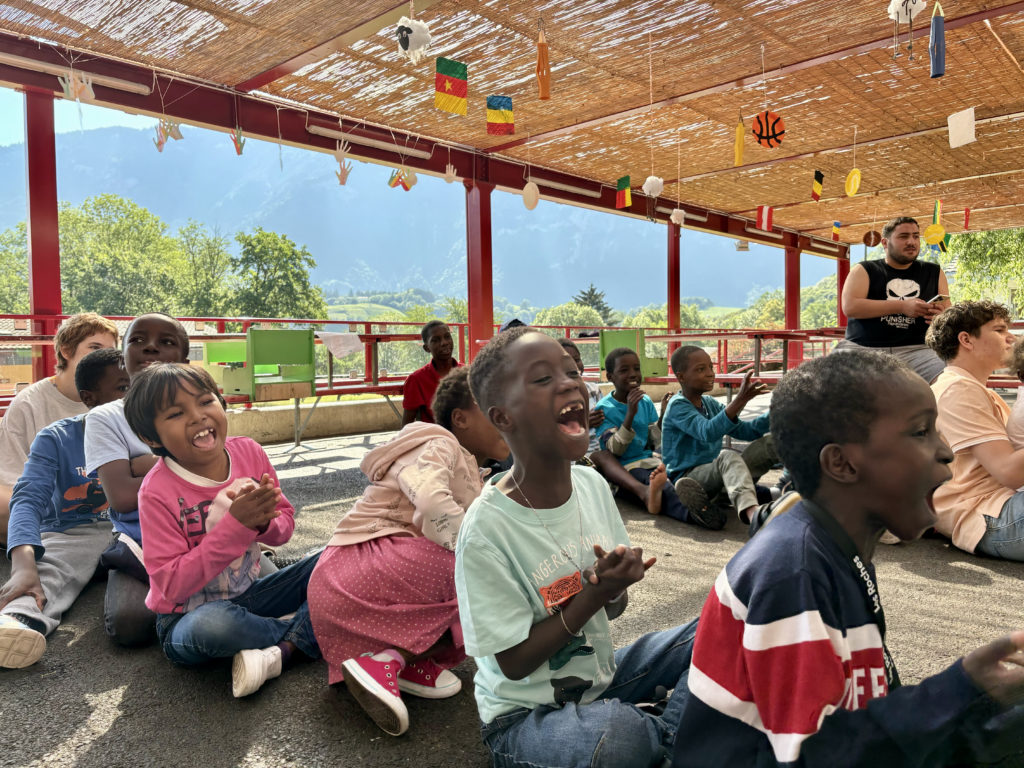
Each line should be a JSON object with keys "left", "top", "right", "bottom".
{"left": 486, "top": 95, "right": 514, "bottom": 135}
{"left": 616, "top": 176, "right": 632, "bottom": 209}
{"left": 832, "top": 221, "right": 841, "bottom": 241}
{"left": 435, "top": 57, "right": 468, "bottom": 116}
{"left": 812, "top": 170, "right": 824, "bottom": 201}
{"left": 964, "top": 208, "right": 971, "bottom": 230}
{"left": 756, "top": 205, "right": 773, "bottom": 230}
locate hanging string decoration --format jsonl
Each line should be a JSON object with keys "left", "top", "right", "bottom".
{"left": 59, "top": 70, "right": 95, "bottom": 103}
{"left": 153, "top": 121, "right": 168, "bottom": 153}
{"left": 863, "top": 230, "right": 882, "bottom": 247}
{"left": 845, "top": 126, "right": 861, "bottom": 197}
{"left": 435, "top": 58, "right": 468, "bottom": 115}
{"left": 671, "top": 134, "right": 685, "bottom": 225}
{"left": 230, "top": 127, "right": 245, "bottom": 155}
{"left": 752, "top": 110, "right": 785, "bottom": 148}
{"left": 615, "top": 176, "right": 632, "bottom": 209}
{"left": 733, "top": 114, "right": 745, "bottom": 166}
{"left": 396, "top": 16, "right": 431, "bottom": 64}
{"left": 888, "top": 0, "right": 927, "bottom": 59}
{"left": 642, "top": 175, "right": 663, "bottom": 221}
{"left": 832, "top": 221, "right": 842, "bottom": 242}
{"left": 811, "top": 170, "right": 824, "bottom": 201}
{"left": 162, "top": 120, "right": 183, "bottom": 141}
{"left": 930, "top": 2, "right": 945, "bottom": 77}
{"left": 334, "top": 141, "right": 352, "bottom": 185}
{"left": 536, "top": 26, "right": 551, "bottom": 100}
{"left": 486, "top": 95, "right": 515, "bottom": 135}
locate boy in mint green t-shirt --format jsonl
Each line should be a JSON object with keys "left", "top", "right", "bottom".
{"left": 455, "top": 328, "right": 697, "bottom": 768}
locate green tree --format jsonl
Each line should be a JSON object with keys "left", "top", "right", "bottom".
{"left": 60, "top": 194, "right": 184, "bottom": 315}
{"left": 572, "top": 283, "right": 618, "bottom": 325}
{"left": 440, "top": 296, "right": 468, "bottom": 324}
{"left": 946, "top": 229, "right": 1024, "bottom": 314}
{"left": 534, "top": 302, "right": 603, "bottom": 330}
{"left": 177, "top": 221, "right": 232, "bottom": 316}
{"left": 800, "top": 274, "right": 839, "bottom": 328}
{"left": 232, "top": 228, "right": 328, "bottom": 319}
{"left": 0, "top": 223, "right": 29, "bottom": 314}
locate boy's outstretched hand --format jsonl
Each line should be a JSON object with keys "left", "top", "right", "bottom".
{"left": 227, "top": 473, "right": 281, "bottom": 531}
{"left": 736, "top": 371, "right": 768, "bottom": 405}
{"left": 963, "top": 631, "right": 1024, "bottom": 707}
{"left": 584, "top": 544, "right": 656, "bottom": 600}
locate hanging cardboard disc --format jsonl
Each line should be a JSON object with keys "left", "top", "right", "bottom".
{"left": 522, "top": 181, "right": 539, "bottom": 210}
{"left": 923, "top": 223, "right": 946, "bottom": 245}
{"left": 845, "top": 168, "right": 861, "bottom": 197}
{"left": 863, "top": 230, "right": 882, "bottom": 246}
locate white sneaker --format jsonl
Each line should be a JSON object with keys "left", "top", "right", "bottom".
{"left": 0, "top": 614, "right": 46, "bottom": 669}
{"left": 879, "top": 530, "right": 902, "bottom": 545}
{"left": 232, "top": 645, "right": 282, "bottom": 697}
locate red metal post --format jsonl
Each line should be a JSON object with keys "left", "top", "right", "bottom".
{"left": 837, "top": 256, "right": 850, "bottom": 326}
{"left": 667, "top": 222, "right": 681, "bottom": 368}
{"left": 784, "top": 245, "right": 803, "bottom": 368}
{"left": 464, "top": 179, "right": 494, "bottom": 361}
{"left": 24, "top": 87, "right": 61, "bottom": 381}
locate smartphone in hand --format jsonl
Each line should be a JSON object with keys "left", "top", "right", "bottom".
{"left": 926, "top": 294, "right": 949, "bottom": 304}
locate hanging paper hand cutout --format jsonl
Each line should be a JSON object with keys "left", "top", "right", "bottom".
{"left": 162, "top": 120, "right": 184, "bottom": 141}
{"left": 444, "top": 163, "right": 457, "bottom": 183}
{"left": 153, "top": 122, "right": 168, "bottom": 153}
{"left": 58, "top": 71, "right": 95, "bottom": 103}
{"left": 334, "top": 141, "right": 352, "bottom": 185}
{"left": 231, "top": 127, "right": 245, "bottom": 155}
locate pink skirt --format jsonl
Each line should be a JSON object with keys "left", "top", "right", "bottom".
{"left": 308, "top": 535, "right": 466, "bottom": 685}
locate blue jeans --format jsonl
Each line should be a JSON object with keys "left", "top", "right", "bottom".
{"left": 155, "top": 553, "right": 321, "bottom": 665}
{"left": 628, "top": 467, "right": 688, "bottom": 523}
{"left": 975, "top": 492, "right": 1024, "bottom": 562}
{"left": 481, "top": 619, "right": 698, "bottom": 768}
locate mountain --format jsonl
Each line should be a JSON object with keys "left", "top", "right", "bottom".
{"left": 0, "top": 126, "right": 838, "bottom": 309}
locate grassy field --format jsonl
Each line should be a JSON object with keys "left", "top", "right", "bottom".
{"left": 701, "top": 305, "right": 741, "bottom": 321}
{"left": 326, "top": 302, "right": 405, "bottom": 321}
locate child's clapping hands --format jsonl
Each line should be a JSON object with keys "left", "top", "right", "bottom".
{"left": 227, "top": 473, "right": 282, "bottom": 531}
{"left": 584, "top": 544, "right": 656, "bottom": 602}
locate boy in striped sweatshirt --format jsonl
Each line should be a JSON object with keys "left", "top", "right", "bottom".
{"left": 673, "top": 350, "right": 1024, "bottom": 767}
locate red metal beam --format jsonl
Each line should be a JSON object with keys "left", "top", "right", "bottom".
{"left": 486, "top": 1, "right": 1024, "bottom": 155}
{"left": 784, "top": 245, "right": 802, "bottom": 366}
{"left": 667, "top": 222, "right": 680, "bottom": 332}
{"left": 464, "top": 178, "right": 494, "bottom": 362}
{"left": 837, "top": 258, "right": 851, "bottom": 326}
{"left": 24, "top": 87, "right": 60, "bottom": 380}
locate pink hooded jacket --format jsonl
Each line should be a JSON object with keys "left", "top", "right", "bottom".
{"left": 326, "top": 422, "right": 487, "bottom": 552}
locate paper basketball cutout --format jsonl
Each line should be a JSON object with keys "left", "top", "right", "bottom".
{"left": 863, "top": 230, "right": 882, "bottom": 246}
{"left": 522, "top": 181, "right": 539, "bottom": 210}
{"left": 845, "top": 168, "right": 861, "bottom": 197}
{"left": 923, "top": 223, "right": 946, "bottom": 245}
{"left": 751, "top": 110, "right": 785, "bottom": 148}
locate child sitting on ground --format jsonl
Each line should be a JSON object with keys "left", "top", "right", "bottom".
{"left": 123, "top": 363, "right": 320, "bottom": 698}
{"left": 661, "top": 345, "right": 778, "bottom": 530}
{"left": 672, "top": 350, "right": 1024, "bottom": 767}
{"left": 1007, "top": 335, "right": 1024, "bottom": 455}
{"left": 0, "top": 349, "right": 130, "bottom": 668}
{"left": 455, "top": 328, "right": 698, "bottom": 768}
{"left": 308, "top": 367, "right": 509, "bottom": 736}
{"left": 595, "top": 346, "right": 714, "bottom": 526}
{"left": 401, "top": 320, "right": 460, "bottom": 425}
{"left": 560, "top": 339, "right": 668, "bottom": 515}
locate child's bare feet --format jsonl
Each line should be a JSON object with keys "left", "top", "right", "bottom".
{"left": 645, "top": 465, "right": 667, "bottom": 515}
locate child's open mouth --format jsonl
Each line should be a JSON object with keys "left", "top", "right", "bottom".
{"left": 191, "top": 427, "right": 217, "bottom": 449}
{"left": 556, "top": 402, "right": 588, "bottom": 436}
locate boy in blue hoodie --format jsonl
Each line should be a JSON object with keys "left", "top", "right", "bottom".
{"left": 0, "top": 348, "right": 129, "bottom": 668}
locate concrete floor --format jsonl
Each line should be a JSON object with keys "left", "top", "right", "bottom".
{"left": 2, "top": 395, "right": 1023, "bottom": 767}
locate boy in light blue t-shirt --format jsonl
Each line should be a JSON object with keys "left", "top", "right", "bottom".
{"left": 455, "top": 328, "right": 697, "bottom": 768}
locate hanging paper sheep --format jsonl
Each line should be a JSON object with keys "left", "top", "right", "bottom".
{"left": 396, "top": 16, "right": 431, "bottom": 64}
{"left": 642, "top": 176, "right": 664, "bottom": 221}
{"left": 888, "top": 0, "right": 927, "bottom": 59}
{"left": 670, "top": 209, "right": 686, "bottom": 226}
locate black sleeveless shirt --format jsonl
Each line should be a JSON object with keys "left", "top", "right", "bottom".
{"left": 845, "top": 259, "right": 941, "bottom": 347}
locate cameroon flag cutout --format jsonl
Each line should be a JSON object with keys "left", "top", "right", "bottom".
{"left": 435, "top": 57, "right": 468, "bottom": 115}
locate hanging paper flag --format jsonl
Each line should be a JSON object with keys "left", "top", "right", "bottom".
{"left": 756, "top": 205, "right": 773, "bottom": 230}
{"left": 831, "top": 221, "right": 841, "bottom": 241}
{"left": 938, "top": 233, "right": 951, "bottom": 253}
{"left": 930, "top": 2, "right": 945, "bottom": 78}
{"left": 811, "top": 170, "right": 824, "bottom": 201}
{"left": 536, "top": 29, "right": 551, "bottom": 100}
{"left": 964, "top": 208, "right": 971, "bottom": 230}
{"left": 486, "top": 95, "right": 515, "bottom": 135}
{"left": 733, "top": 115, "right": 744, "bottom": 167}
{"left": 230, "top": 127, "right": 245, "bottom": 155}
{"left": 923, "top": 199, "right": 946, "bottom": 244}
{"left": 435, "top": 57, "right": 468, "bottom": 115}
{"left": 751, "top": 109, "right": 785, "bottom": 148}
{"left": 615, "top": 176, "right": 632, "bottom": 209}
{"left": 948, "top": 107, "right": 976, "bottom": 148}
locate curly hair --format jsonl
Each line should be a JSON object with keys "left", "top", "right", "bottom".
{"left": 1012, "top": 334, "right": 1024, "bottom": 381}
{"left": 74, "top": 348, "right": 123, "bottom": 394}
{"left": 124, "top": 363, "right": 226, "bottom": 458}
{"left": 468, "top": 326, "right": 535, "bottom": 412}
{"left": 431, "top": 367, "right": 476, "bottom": 432}
{"left": 669, "top": 345, "right": 704, "bottom": 374}
{"left": 604, "top": 346, "right": 638, "bottom": 374}
{"left": 770, "top": 350, "right": 913, "bottom": 497}
{"left": 925, "top": 301, "right": 1011, "bottom": 362}
{"left": 882, "top": 216, "right": 919, "bottom": 240}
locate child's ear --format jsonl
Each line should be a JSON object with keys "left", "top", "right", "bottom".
{"left": 422, "top": 343, "right": 430, "bottom": 354}
{"left": 79, "top": 390, "right": 96, "bottom": 409}
{"left": 488, "top": 404, "right": 512, "bottom": 433}
{"left": 819, "top": 443, "right": 858, "bottom": 485}
{"left": 450, "top": 407, "right": 469, "bottom": 431}
{"left": 141, "top": 435, "right": 164, "bottom": 452}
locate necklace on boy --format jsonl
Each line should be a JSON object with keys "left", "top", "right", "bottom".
{"left": 510, "top": 471, "right": 586, "bottom": 575}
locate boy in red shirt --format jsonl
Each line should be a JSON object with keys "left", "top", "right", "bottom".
{"left": 401, "top": 321, "right": 460, "bottom": 425}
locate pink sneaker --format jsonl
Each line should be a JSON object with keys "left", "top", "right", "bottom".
{"left": 341, "top": 653, "right": 409, "bottom": 736}
{"left": 398, "top": 658, "right": 462, "bottom": 699}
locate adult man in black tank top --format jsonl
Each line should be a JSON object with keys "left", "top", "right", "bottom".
{"left": 835, "top": 216, "right": 951, "bottom": 382}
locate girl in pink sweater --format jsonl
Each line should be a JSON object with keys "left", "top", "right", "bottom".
{"left": 123, "top": 364, "right": 320, "bottom": 698}
{"left": 308, "top": 367, "right": 508, "bottom": 736}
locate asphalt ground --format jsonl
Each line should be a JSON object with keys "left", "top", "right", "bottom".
{"left": 2, "top": 395, "right": 1023, "bottom": 768}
